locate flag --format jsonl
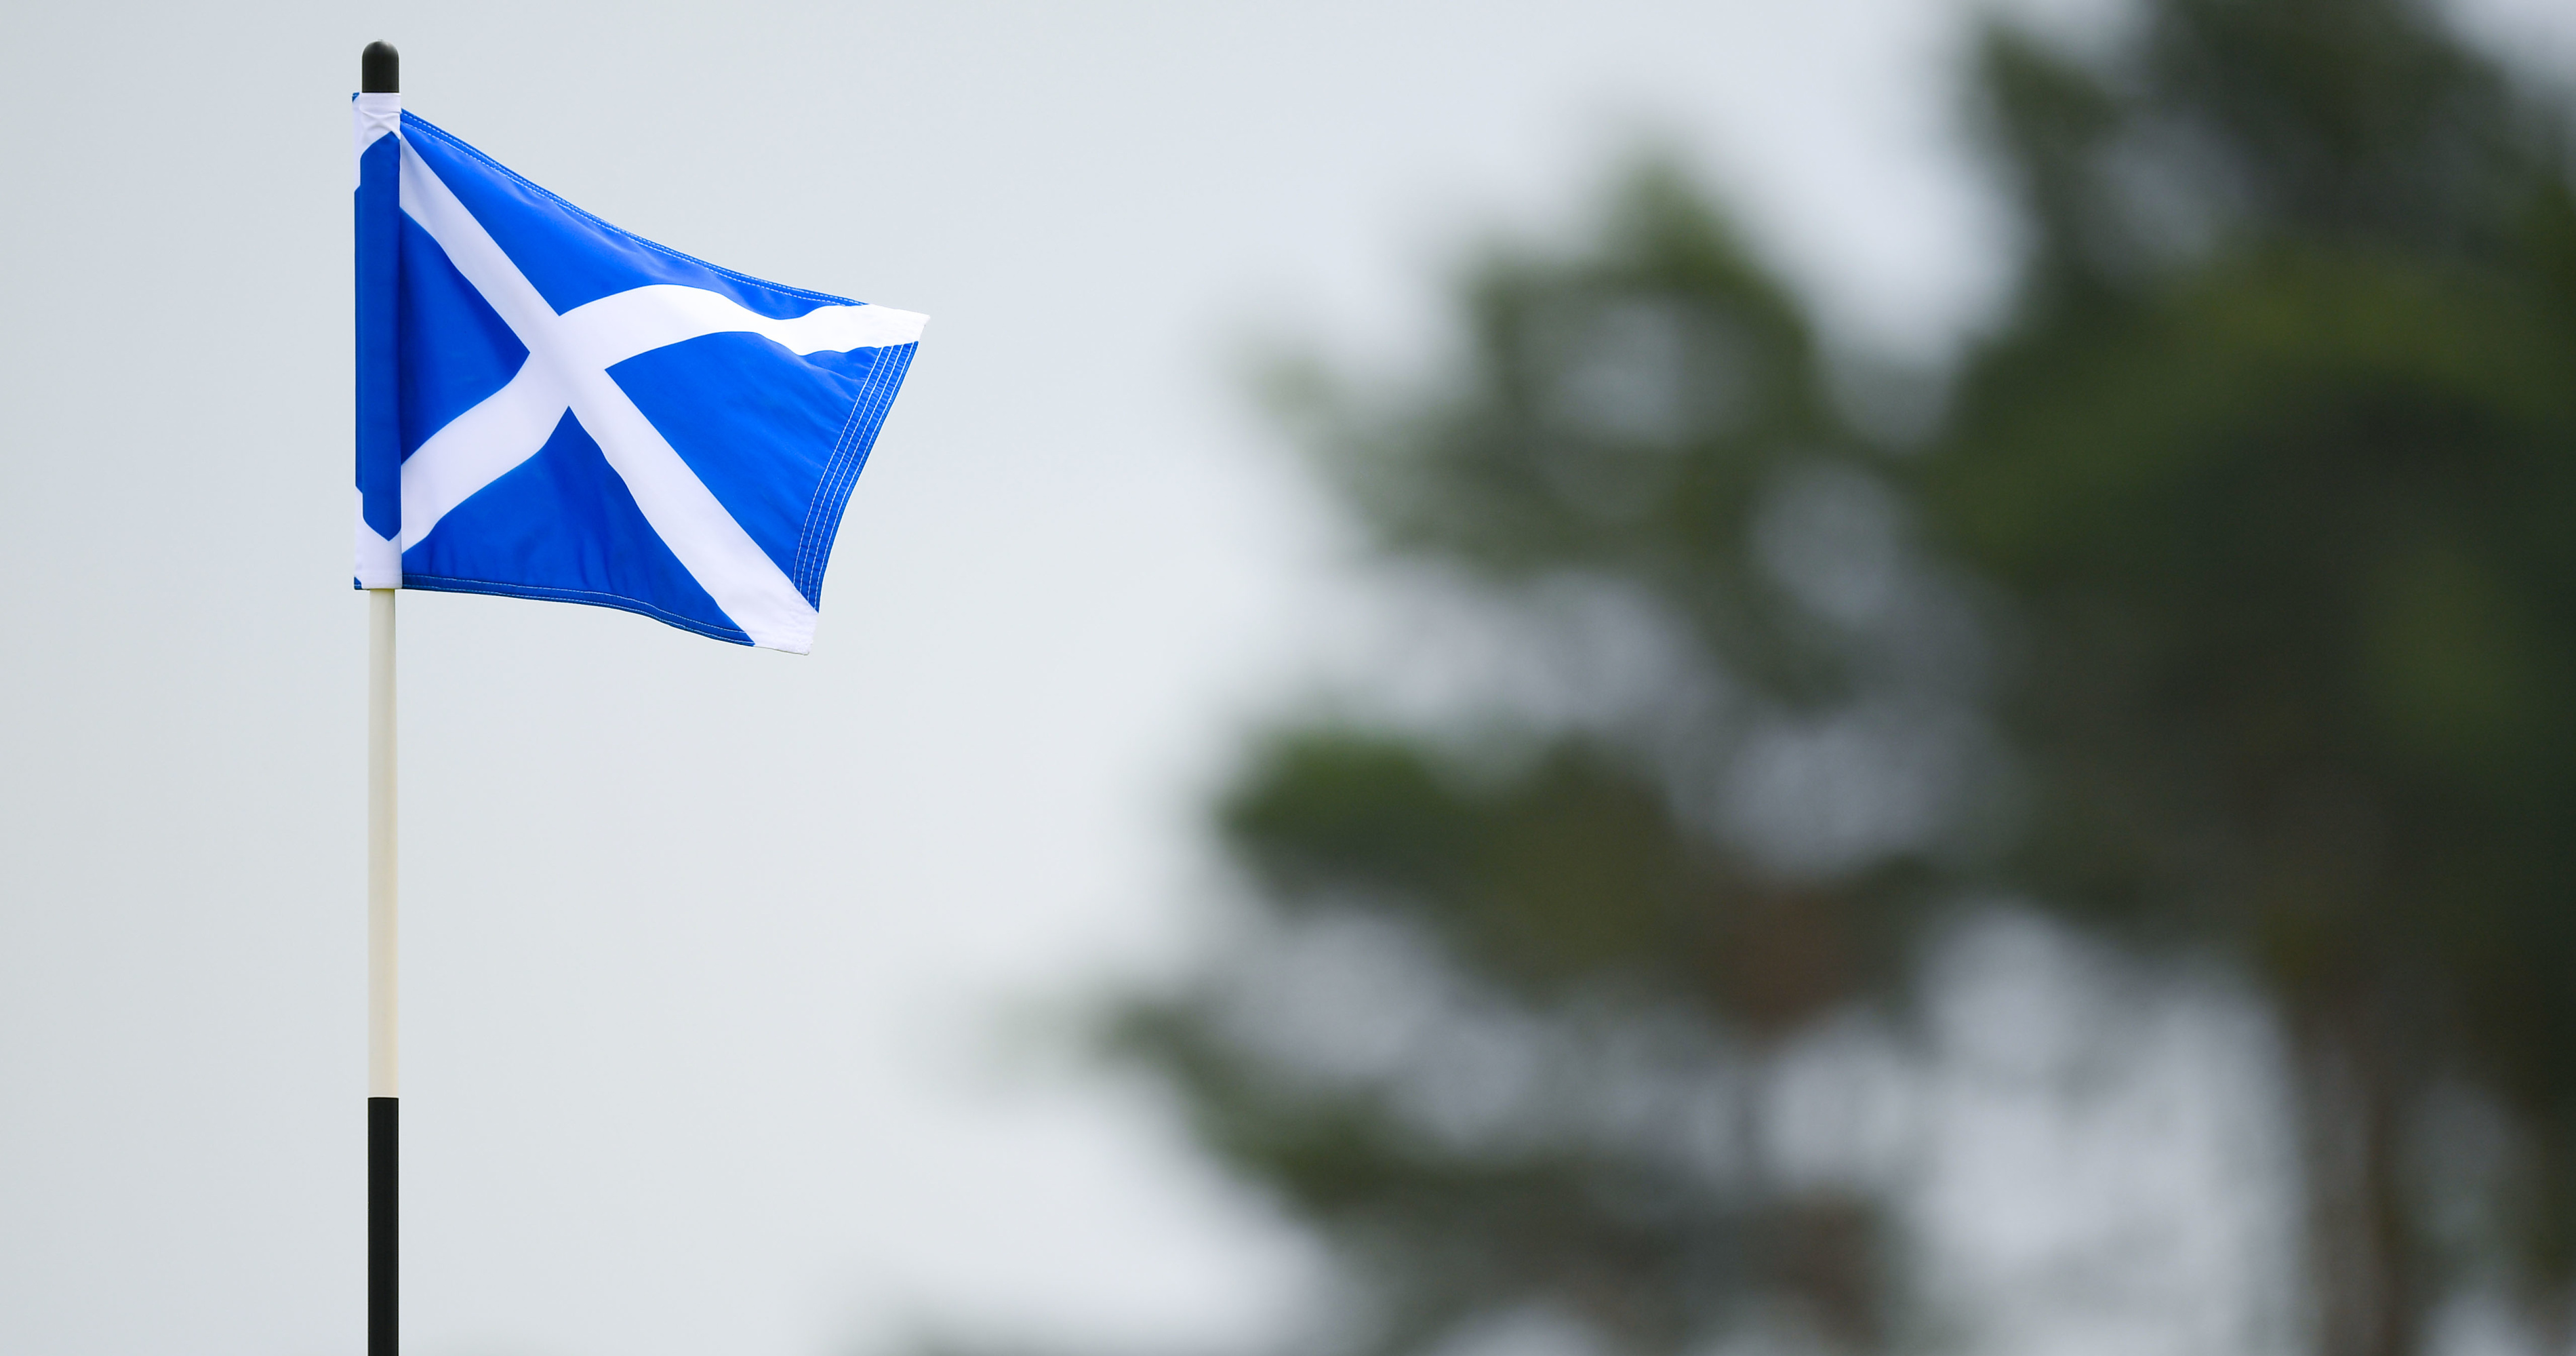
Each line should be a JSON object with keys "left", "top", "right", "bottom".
{"left": 353, "top": 93, "right": 925, "bottom": 654}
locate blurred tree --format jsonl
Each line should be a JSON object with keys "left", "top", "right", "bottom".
{"left": 1115, "top": 1, "right": 2576, "bottom": 1353}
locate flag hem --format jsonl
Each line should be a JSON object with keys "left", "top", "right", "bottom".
{"left": 791, "top": 340, "right": 919, "bottom": 607}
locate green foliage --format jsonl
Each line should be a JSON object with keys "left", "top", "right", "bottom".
{"left": 1121, "top": 1, "right": 2576, "bottom": 1353}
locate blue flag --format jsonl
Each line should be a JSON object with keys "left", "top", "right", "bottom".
{"left": 353, "top": 93, "right": 925, "bottom": 653}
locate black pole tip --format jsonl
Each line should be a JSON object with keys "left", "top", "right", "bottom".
{"left": 361, "top": 42, "right": 399, "bottom": 94}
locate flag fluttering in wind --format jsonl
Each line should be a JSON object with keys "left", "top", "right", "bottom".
{"left": 353, "top": 93, "right": 925, "bottom": 653}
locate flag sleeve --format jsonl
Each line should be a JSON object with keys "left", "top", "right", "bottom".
{"left": 354, "top": 93, "right": 404, "bottom": 587}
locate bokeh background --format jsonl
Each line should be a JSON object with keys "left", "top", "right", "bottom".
{"left": 7, "top": 2, "right": 2576, "bottom": 1355}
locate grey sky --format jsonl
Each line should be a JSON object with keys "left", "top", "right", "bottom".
{"left": 3, "top": 2, "right": 2573, "bottom": 1355}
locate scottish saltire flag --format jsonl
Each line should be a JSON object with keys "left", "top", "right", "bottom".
{"left": 353, "top": 93, "right": 925, "bottom": 653}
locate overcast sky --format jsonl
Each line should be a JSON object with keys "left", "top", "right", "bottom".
{"left": 5, "top": 3, "right": 2575, "bottom": 1355}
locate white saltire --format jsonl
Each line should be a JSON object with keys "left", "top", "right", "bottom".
{"left": 353, "top": 112, "right": 926, "bottom": 653}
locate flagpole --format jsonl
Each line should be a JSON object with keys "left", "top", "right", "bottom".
{"left": 363, "top": 41, "right": 401, "bottom": 1356}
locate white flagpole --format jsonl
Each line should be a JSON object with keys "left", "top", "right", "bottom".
{"left": 367, "top": 582, "right": 399, "bottom": 1355}
{"left": 367, "top": 589, "right": 398, "bottom": 1090}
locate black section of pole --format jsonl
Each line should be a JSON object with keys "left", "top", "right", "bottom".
{"left": 370, "top": 1097, "right": 398, "bottom": 1355}
{"left": 363, "top": 41, "right": 399, "bottom": 94}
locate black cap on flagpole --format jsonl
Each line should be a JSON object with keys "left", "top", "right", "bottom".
{"left": 363, "top": 41, "right": 399, "bottom": 94}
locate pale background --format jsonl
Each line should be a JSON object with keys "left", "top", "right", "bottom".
{"left": 3, "top": 3, "right": 2573, "bottom": 1355}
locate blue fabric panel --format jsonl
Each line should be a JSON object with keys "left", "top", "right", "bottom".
{"left": 399, "top": 112, "right": 856, "bottom": 320}
{"left": 402, "top": 410, "right": 747, "bottom": 644}
{"left": 790, "top": 342, "right": 916, "bottom": 606}
{"left": 395, "top": 212, "right": 528, "bottom": 461}
{"left": 355, "top": 132, "right": 403, "bottom": 543}
{"left": 608, "top": 332, "right": 866, "bottom": 590}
